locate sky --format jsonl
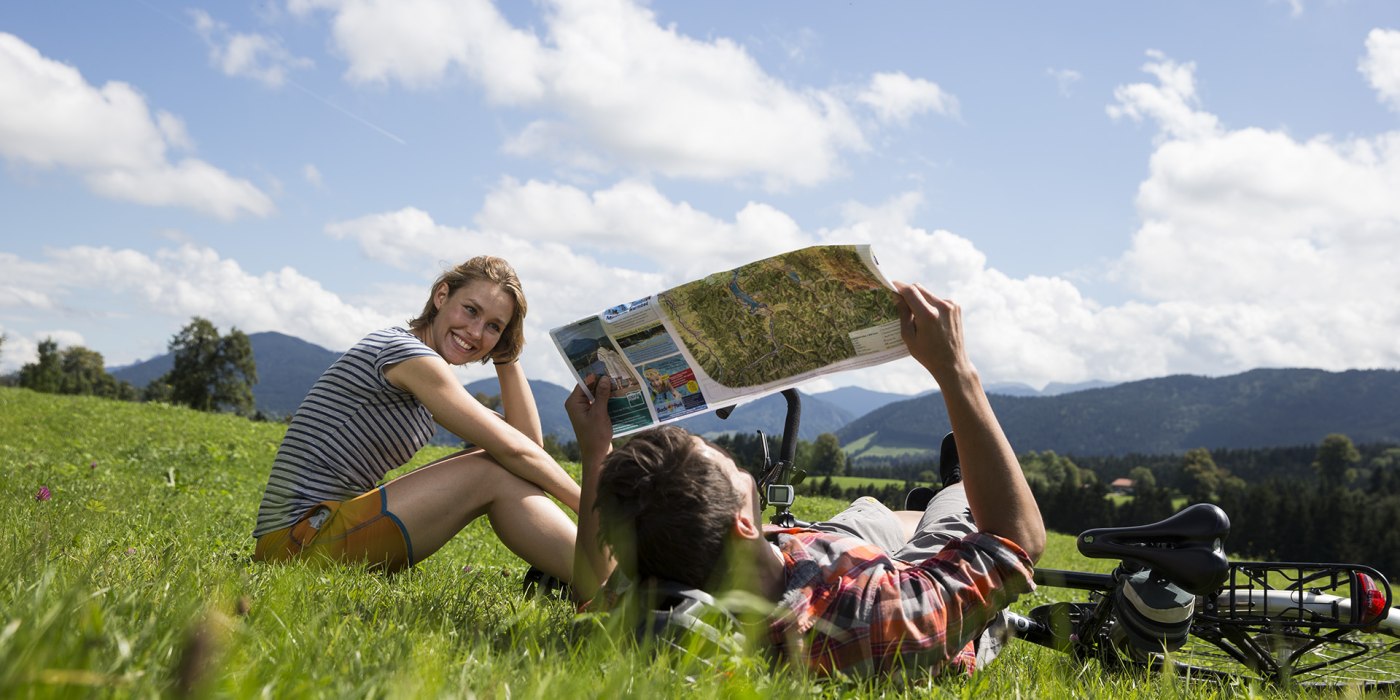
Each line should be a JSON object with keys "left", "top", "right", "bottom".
{"left": 2, "top": 0, "right": 1399, "bottom": 397}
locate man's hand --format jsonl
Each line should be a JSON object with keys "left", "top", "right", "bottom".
{"left": 566, "top": 375, "right": 614, "bottom": 467}
{"left": 893, "top": 281, "right": 973, "bottom": 384}
{"left": 566, "top": 375, "right": 617, "bottom": 601}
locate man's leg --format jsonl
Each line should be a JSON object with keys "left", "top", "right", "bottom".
{"left": 807, "top": 497, "right": 908, "bottom": 555}
{"left": 892, "top": 483, "right": 973, "bottom": 564}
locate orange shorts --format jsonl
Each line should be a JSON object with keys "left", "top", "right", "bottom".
{"left": 253, "top": 486, "right": 413, "bottom": 572}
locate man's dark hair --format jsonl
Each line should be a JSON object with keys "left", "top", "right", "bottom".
{"left": 595, "top": 425, "right": 743, "bottom": 590}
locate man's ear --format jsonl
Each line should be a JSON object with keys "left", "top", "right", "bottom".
{"left": 733, "top": 511, "right": 761, "bottom": 540}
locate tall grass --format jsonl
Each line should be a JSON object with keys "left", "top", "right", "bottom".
{"left": 0, "top": 388, "right": 1369, "bottom": 697}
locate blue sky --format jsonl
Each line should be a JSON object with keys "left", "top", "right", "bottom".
{"left": 2, "top": 0, "right": 1399, "bottom": 395}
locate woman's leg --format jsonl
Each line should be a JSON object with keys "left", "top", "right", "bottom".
{"left": 381, "top": 449, "right": 577, "bottom": 580}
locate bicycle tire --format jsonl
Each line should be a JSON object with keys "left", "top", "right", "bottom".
{"left": 1156, "top": 590, "right": 1400, "bottom": 689}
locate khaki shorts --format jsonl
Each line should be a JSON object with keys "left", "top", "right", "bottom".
{"left": 254, "top": 486, "right": 413, "bottom": 572}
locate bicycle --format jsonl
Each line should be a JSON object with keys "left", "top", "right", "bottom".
{"left": 727, "top": 389, "right": 1400, "bottom": 689}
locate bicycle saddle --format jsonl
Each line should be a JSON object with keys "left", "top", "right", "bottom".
{"left": 1076, "top": 503, "right": 1231, "bottom": 595}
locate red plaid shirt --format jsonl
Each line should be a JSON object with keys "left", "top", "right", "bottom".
{"left": 765, "top": 527, "right": 1035, "bottom": 677}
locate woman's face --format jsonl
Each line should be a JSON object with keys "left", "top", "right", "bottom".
{"left": 426, "top": 279, "right": 515, "bottom": 365}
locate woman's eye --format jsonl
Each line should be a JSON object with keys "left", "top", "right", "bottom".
{"left": 464, "top": 304, "right": 477, "bottom": 316}
{"left": 487, "top": 323, "right": 501, "bottom": 333}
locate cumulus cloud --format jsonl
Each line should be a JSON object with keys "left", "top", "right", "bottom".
{"left": 1104, "top": 51, "right": 1400, "bottom": 376}
{"left": 474, "top": 178, "right": 809, "bottom": 278}
{"left": 191, "top": 9, "right": 314, "bottom": 88}
{"left": 1360, "top": 28, "right": 1400, "bottom": 112}
{"left": 857, "top": 72, "right": 959, "bottom": 124}
{"left": 288, "top": 0, "right": 966, "bottom": 187}
{"left": 1107, "top": 50, "right": 1221, "bottom": 142}
{"left": 0, "top": 33, "right": 274, "bottom": 219}
{"left": 40, "top": 245, "right": 396, "bottom": 354}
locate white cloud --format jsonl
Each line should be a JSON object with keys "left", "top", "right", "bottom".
{"left": 0, "top": 32, "right": 274, "bottom": 219}
{"left": 1047, "top": 67, "right": 1082, "bottom": 97}
{"left": 36, "top": 245, "right": 398, "bottom": 354}
{"left": 190, "top": 9, "right": 314, "bottom": 88}
{"left": 290, "top": 0, "right": 923, "bottom": 188}
{"left": 1107, "top": 50, "right": 1221, "bottom": 142}
{"left": 474, "top": 178, "right": 810, "bottom": 278}
{"left": 1104, "top": 51, "right": 1400, "bottom": 376}
{"left": 303, "top": 163, "right": 324, "bottom": 187}
{"left": 1360, "top": 28, "right": 1400, "bottom": 112}
{"left": 857, "top": 72, "right": 959, "bottom": 124}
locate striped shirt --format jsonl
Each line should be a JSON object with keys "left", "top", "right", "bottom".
{"left": 253, "top": 327, "right": 441, "bottom": 537}
{"left": 767, "top": 529, "right": 1034, "bottom": 677}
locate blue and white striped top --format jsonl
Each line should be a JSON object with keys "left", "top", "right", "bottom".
{"left": 253, "top": 327, "right": 441, "bottom": 537}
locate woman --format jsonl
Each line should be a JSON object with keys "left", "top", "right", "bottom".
{"left": 253, "top": 256, "right": 579, "bottom": 584}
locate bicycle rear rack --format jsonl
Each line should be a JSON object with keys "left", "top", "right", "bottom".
{"left": 1201, "top": 562, "right": 1394, "bottom": 630}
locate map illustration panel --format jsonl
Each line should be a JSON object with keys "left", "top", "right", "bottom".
{"left": 658, "top": 246, "right": 899, "bottom": 389}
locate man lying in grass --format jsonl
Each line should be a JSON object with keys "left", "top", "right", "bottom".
{"left": 565, "top": 281, "right": 1046, "bottom": 676}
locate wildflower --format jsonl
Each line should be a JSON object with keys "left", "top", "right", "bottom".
{"left": 35, "top": 486, "right": 51, "bottom": 501}
{"left": 90, "top": 461, "right": 97, "bottom": 470}
{"left": 462, "top": 565, "right": 474, "bottom": 574}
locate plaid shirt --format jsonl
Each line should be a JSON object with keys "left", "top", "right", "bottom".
{"left": 765, "top": 527, "right": 1035, "bottom": 677}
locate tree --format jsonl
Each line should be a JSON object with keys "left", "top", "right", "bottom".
{"left": 809, "top": 433, "right": 847, "bottom": 476}
{"left": 160, "top": 318, "right": 259, "bottom": 415}
{"left": 1312, "top": 433, "right": 1360, "bottom": 488}
{"left": 1128, "top": 466, "right": 1157, "bottom": 492}
{"left": 18, "top": 338, "right": 63, "bottom": 393}
{"left": 474, "top": 392, "right": 502, "bottom": 411}
{"left": 17, "top": 339, "right": 138, "bottom": 400}
{"left": 1180, "top": 447, "right": 1243, "bottom": 504}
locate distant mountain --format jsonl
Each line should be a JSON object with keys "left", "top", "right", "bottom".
{"left": 984, "top": 379, "right": 1119, "bottom": 397}
{"left": 668, "top": 390, "right": 855, "bottom": 441}
{"left": 984, "top": 382, "right": 1040, "bottom": 397}
{"left": 809, "top": 386, "right": 915, "bottom": 419}
{"left": 837, "top": 368, "right": 1400, "bottom": 460}
{"left": 109, "top": 331, "right": 341, "bottom": 417}
{"left": 465, "top": 377, "right": 575, "bottom": 441}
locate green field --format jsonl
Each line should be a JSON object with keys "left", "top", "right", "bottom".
{"left": 0, "top": 388, "right": 1354, "bottom": 697}
{"left": 841, "top": 432, "right": 933, "bottom": 462}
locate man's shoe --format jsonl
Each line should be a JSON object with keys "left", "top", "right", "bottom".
{"left": 523, "top": 566, "right": 573, "bottom": 601}
{"left": 939, "top": 432, "right": 962, "bottom": 487}
{"left": 904, "top": 486, "right": 935, "bottom": 512}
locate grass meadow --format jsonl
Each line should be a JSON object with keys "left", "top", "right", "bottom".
{"left": 0, "top": 387, "right": 1372, "bottom": 698}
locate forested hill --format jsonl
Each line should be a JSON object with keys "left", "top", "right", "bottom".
{"left": 837, "top": 368, "right": 1400, "bottom": 459}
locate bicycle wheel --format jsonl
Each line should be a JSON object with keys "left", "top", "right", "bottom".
{"left": 1168, "top": 590, "right": 1400, "bottom": 689}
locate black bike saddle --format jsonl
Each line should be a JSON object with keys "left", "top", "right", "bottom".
{"left": 1076, "top": 503, "right": 1231, "bottom": 595}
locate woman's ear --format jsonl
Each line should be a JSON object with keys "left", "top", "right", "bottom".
{"left": 433, "top": 283, "right": 449, "bottom": 310}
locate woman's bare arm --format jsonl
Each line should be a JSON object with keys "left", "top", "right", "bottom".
{"left": 386, "top": 356, "right": 580, "bottom": 513}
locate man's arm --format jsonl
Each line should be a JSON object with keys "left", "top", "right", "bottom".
{"left": 893, "top": 281, "right": 1045, "bottom": 562}
{"left": 564, "top": 376, "right": 617, "bottom": 601}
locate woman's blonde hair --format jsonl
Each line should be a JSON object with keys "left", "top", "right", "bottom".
{"left": 408, "top": 256, "right": 527, "bottom": 364}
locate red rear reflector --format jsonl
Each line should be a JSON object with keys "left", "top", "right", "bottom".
{"left": 1357, "top": 573, "right": 1387, "bottom": 623}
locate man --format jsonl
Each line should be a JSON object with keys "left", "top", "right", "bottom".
{"left": 566, "top": 281, "right": 1045, "bottom": 676}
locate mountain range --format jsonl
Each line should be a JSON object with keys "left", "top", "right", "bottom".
{"left": 110, "top": 332, "right": 1400, "bottom": 457}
